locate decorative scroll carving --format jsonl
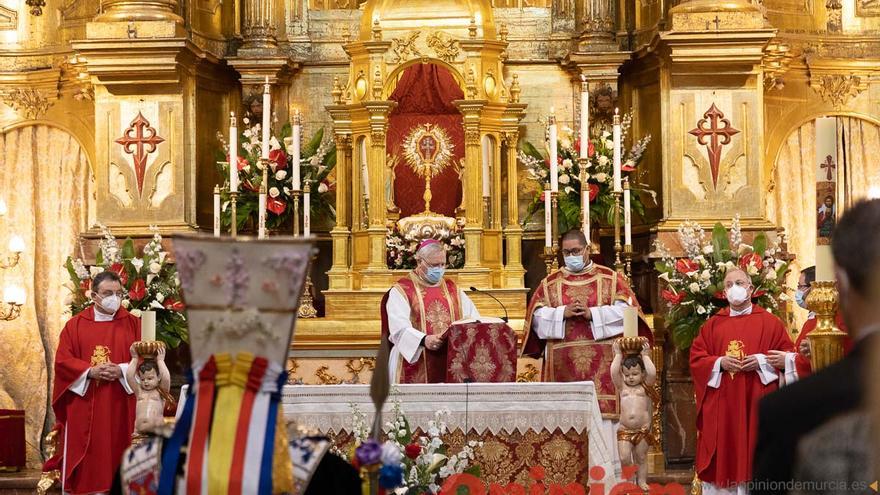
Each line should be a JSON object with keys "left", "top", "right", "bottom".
{"left": 1, "top": 88, "right": 53, "bottom": 119}
{"left": 826, "top": 0, "right": 842, "bottom": 32}
{"left": 391, "top": 31, "right": 421, "bottom": 63}
{"left": 762, "top": 42, "right": 794, "bottom": 91}
{"left": 345, "top": 357, "right": 375, "bottom": 383}
{"left": 516, "top": 363, "right": 540, "bottom": 382}
{"left": 465, "top": 128, "right": 480, "bottom": 145}
{"left": 316, "top": 365, "right": 342, "bottom": 384}
{"left": 426, "top": 32, "right": 460, "bottom": 63}
{"left": 810, "top": 74, "right": 867, "bottom": 108}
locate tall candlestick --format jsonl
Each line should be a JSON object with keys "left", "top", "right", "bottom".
{"left": 141, "top": 310, "right": 156, "bottom": 341}
{"left": 622, "top": 307, "right": 637, "bottom": 338}
{"left": 613, "top": 108, "right": 622, "bottom": 193}
{"left": 579, "top": 76, "right": 589, "bottom": 159}
{"left": 544, "top": 184, "right": 552, "bottom": 247}
{"left": 213, "top": 185, "right": 220, "bottom": 237}
{"left": 229, "top": 112, "right": 238, "bottom": 192}
{"left": 304, "top": 183, "right": 312, "bottom": 237}
{"left": 292, "top": 110, "right": 302, "bottom": 191}
{"left": 549, "top": 109, "right": 558, "bottom": 192}
{"left": 815, "top": 245, "right": 835, "bottom": 281}
{"left": 261, "top": 76, "right": 271, "bottom": 160}
{"left": 481, "top": 136, "right": 490, "bottom": 198}
{"left": 624, "top": 179, "right": 632, "bottom": 246}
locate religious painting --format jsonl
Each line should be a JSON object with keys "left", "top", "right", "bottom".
{"left": 815, "top": 117, "right": 838, "bottom": 245}
{"left": 816, "top": 182, "right": 836, "bottom": 244}
{"left": 857, "top": 0, "right": 880, "bottom": 16}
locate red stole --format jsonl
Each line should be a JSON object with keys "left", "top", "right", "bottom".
{"left": 793, "top": 312, "right": 853, "bottom": 379}
{"left": 689, "top": 306, "right": 794, "bottom": 487}
{"left": 52, "top": 306, "right": 140, "bottom": 494}
{"left": 388, "top": 274, "right": 463, "bottom": 383}
{"left": 520, "top": 264, "right": 652, "bottom": 418}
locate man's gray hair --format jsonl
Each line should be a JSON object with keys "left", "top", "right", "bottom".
{"left": 414, "top": 241, "right": 445, "bottom": 261}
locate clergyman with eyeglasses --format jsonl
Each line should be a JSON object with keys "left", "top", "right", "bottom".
{"left": 49, "top": 270, "right": 141, "bottom": 494}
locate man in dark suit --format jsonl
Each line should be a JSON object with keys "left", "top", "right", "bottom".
{"left": 752, "top": 198, "right": 880, "bottom": 494}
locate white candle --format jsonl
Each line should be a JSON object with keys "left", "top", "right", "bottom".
{"left": 623, "top": 307, "right": 638, "bottom": 338}
{"left": 229, "top": 112, "right": 238, "bottom": 192}
{"left": 544, "top": 187, "right": 552, "bottom": 247}
{"left": 815, "top": 245, "right": 835, "bottom": 282}
{"left": 3, "top": 285, "right": 14, "bottom": 304}
{"left": 582, "top": 183, "right": 590, "bottom": 243}
{"left": 624, "top": 181, "right": 632, "bottom": 246}
{"left": 0, "top": 198, "right": 6, "bottom": 216}
{"left": 292, "top": 110, "right": 302, "bottom": 191}
{"left": 258, "top": 190, "right": 267, "bottom": 239}
{"left": 549, "top": 109, "right": 558, "bottom": 193}
{"left": 579, "top": 76, "right": 589, "bottom": 159}
{"left": 141, "top": 310, "right": 156, "bottom": 341}
{"left": 613, "top": 108, "right": 622, "bottom": 193}
{"left": 481, "top": 136, "right": 490, "bottom": 198}
{"left": 14, "top": 286, "right": 26, "bottom": 305}
{"left": 261, "top": 76, "right": 271, "bottom": 160}
{"left": 361, "top": 139, "right": 370, "bottom": 199}
{"left": 304, "top": 184, "right": 311, "bottom": 237}
{"left": 213, "top": 186, "right": 220, "bottom": 237}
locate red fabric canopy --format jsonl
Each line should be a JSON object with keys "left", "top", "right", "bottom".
{"left": 387, "top": 64, "right": 464, "bottom": 218}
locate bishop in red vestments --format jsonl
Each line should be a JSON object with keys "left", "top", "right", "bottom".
{"left": 690, "top": 268, "right": 794, "bottom": 494}
{"left": 52, "top": 271, "right": 140, "bottom": 494}
{"left": 381, "top": 239, "right": 479, "bottom": 383}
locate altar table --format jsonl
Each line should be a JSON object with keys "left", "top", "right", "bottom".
{"left": 282, "top": 381, "right": 617, "bottom": 487}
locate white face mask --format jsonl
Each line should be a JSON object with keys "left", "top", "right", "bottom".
{"left": 725, "top": 284, "right": 750, "bottom": 306}
{"left": 98, "top": 294, "right": 121, "bottom": 313}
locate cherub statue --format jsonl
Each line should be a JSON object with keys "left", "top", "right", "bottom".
{"left": 126, "top": 344, "right": 172, "bottom": 434}
{"left": 611, "top": 340, "right": 657, "bottom": 491}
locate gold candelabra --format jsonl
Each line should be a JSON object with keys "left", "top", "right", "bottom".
{"left": 805, "top": 280, "right": 847, "bottom": 371}
{"left": 612, "top": 190, "right": 624, "bottom": 274}
{"left": 0, "top": 213, "right": 25, "bottom": 320}
{"left": 623, "top": 243, "right": 633, "bottom": 282}
{"left": 542, "top": 245, "right": 557, "bottom": 276}
{"left": 298, "top": 252, "right": 318, "bottom": 318}
{"left": 292, "top": 189, "right": 302, "bottom": 236}
{"left": 229, "top": 190, "right": 239, "bottom": 237}
{"left": 551, "top": 190, "right": 559, "bottom": 252}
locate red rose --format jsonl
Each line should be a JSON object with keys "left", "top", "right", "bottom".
{"left": 713, "top": 290, "right": 726, "bottom": 300}
{"left": 738, "top": 253, "right": 763, "bottom": 271}
{"left": 79, "top": 278, "right": 91, "bottom": 294}
{"left": 404, "top": 443, "right": 421, "bottom": 460}
{"left": 621, "top": 162, "right": 636, "bottom": 173}
{"left": 588, "top": 141, "right": 595, "bottom": 157}
{"left": 269, "top": 149, "right": 288, "bottom": 170}
{"left": 110, "top": 263, "right": 129, "bottom": 285}
{"left": 573, "top": 138, "right": 581, "bottom": 153}
{"left": 752, "top": 289, "right": 766, "bottom": 298}
{"left": 661, "top": 289, "right": 685, "bottom": 305}
{"left": 163, "top": 298, "right": 185, "bottom": 311}
{"left": 128, "top": 278, "right": 146, "bottom": 301}
{"left": 588, "top": 183, "right": 600, "bottom": 202}
{"left": 674, "top": 259, "right": 699, "bottom": 275}
{"left": 267, "top": 197, "right": 286, "bottom": 215}
{"left": 236, "top": 156, "right": 250, "bottom": 171}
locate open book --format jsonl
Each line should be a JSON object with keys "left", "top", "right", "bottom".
{"left": 451, "top": 316, "right": 506, "bottom": 325}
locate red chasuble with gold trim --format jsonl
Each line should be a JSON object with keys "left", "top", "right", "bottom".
{"left": 690, "top": 306, "right": 794, "bottom": 488}
{"left": 383, "top": 274, "right": 463, "bottom": 383}
{"left": 521, "top": 264, "right": 652, "bottom": 419}
{"left": 52, "top": 306, "right": 140, "bottom": 494}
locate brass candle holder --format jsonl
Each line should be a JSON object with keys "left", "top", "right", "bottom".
{"left": 229, "top": 190, "right": 239, "bottom": 238}
{"left": 297, "top": 252, "right": 318, "bottom": 318}
{"left": 292, "top": 189, "right": 302, "bottom": 236}
{"left": 483, "top": 196, "right": 491, "bottom": 229}
{"left": 613, "top": 190, "right": 624, "bottom": 274}
{"left": 617, "top": 335, "right": 649, "bottom": 355}
{"left": 623, "top": 243, "right": 634, "bottom": 283}
{"left": 132, "top": 340, "right": 166, "bottom": 360}
{"left": 551, "top": 191, "right": 559, "bottom": 251}
{"left": 542, "top": 245, "right": 557, "bottom": 276}
{"left": 805, "top": 280, "right": 847, "bottom": 371}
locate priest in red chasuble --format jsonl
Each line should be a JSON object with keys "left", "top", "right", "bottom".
{"left": 521, "top": 230, "right": 652, "bottom": 417}
{"left": 52, "top": 270, "right": 140, "bottom": 494}
{"left": 690, "top": 267, "right": 794, "bottom": 494}
{"left": 381, "top": 239, "right": 479, "bottom": 383}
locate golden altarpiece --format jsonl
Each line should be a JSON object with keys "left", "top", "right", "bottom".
{"left": 1, "top": 0, "right": 880, "bottom": 475}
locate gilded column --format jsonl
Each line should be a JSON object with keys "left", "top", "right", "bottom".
{"left": 501, "top": 130, "right": 526, "bottom": 288}
{"left": 242, "top": 0, "right": 276, "bottom": 50}
{"left": 327, "top": 132, "right": 352, "bottom": 289}
{"left": 454, "top": 100, "right": 487, "bottom": 269}
{"left": 364, "top": 101, "right": 396, "bottom": 270}
{"left": 94, "top": 0, "right": 182, "bottom": 24}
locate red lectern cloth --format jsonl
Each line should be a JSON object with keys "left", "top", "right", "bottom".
{"left": 0, "top": 409, "right": 25, "bottom": 470}
{"left": 445, "top": 322, "right": 517, "bottom": 383}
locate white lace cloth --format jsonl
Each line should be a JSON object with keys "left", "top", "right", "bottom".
{"left": 281, "top": 381, "right": 615, "bottom": 485}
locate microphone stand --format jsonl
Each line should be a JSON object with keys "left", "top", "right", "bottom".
{"left": 468, "top": 286, "right": 509, "bottom": 322}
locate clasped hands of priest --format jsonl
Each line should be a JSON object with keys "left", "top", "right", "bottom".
{"left": 87, "top": 362, "right": 123, "bottom": 382}
{"left": 424, "top": 333, "right": 446, "bottom": 351}
{"left": 563, "top": 300, "right": 593, "bottom": 321}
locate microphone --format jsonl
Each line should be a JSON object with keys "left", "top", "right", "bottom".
{"left": 469, "top": 286, "right": 509, "bottom": 323}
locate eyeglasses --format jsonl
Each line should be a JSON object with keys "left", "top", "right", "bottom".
{"left": 97, "top": 291, "right": 125, "bottom": 298}
{"left": 796, "top": 284, "right": 810, "bottom": 290}
{"left": 560, "top": 247, "right": 585, "bottom": 257}
{"left": 421, "top": 260, "right": 446, "bottom": 269}
{"left": 724, "top": 280, "right": 751, "bottom": 289}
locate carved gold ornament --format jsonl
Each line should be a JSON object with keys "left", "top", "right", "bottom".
{"left": 1, "top": 88, "right": 53, "bottom": 119}
{"left": 403, "top": 123, "right": 455, "bottom": 181}
{"left": 426, "top": 32, "right": 460, "bottom": 63}
{"left": 810, "top": 74, "right": 867, "bottom": 109}
{"left": 391, "top": 31, "right": 421, "bottom": 63}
